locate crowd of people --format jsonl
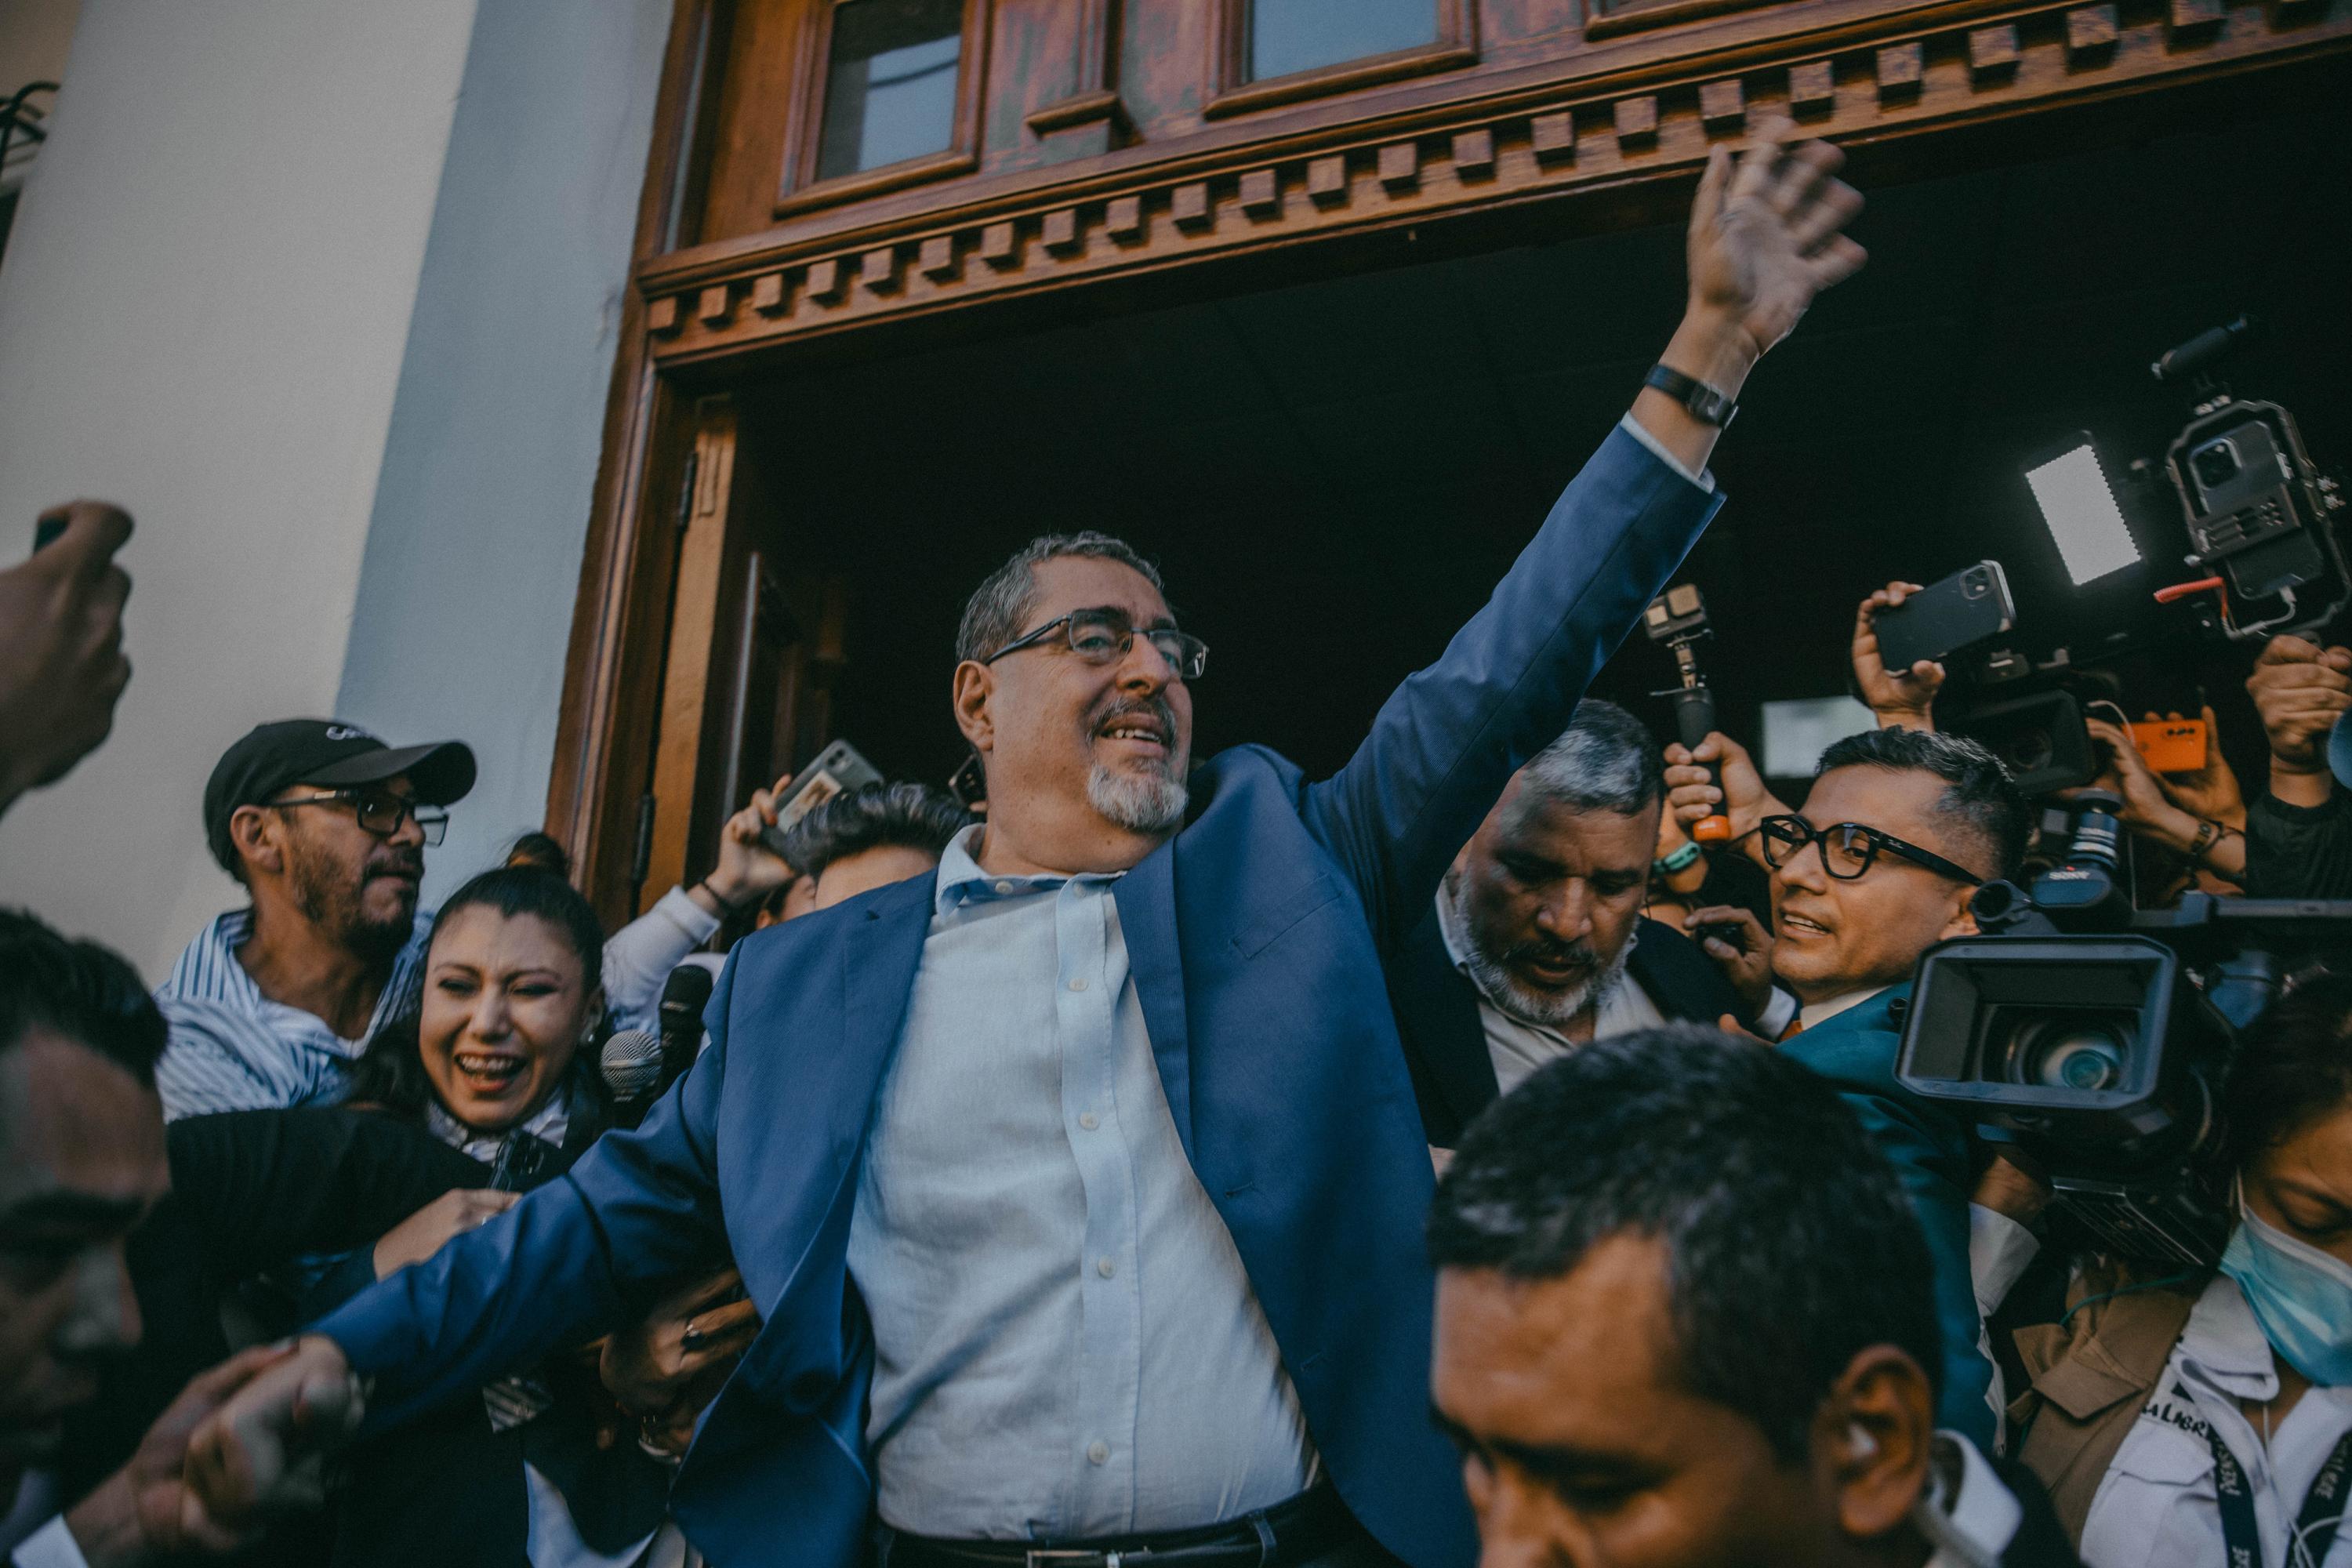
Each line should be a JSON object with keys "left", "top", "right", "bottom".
{"left": 2, "top": 118, "right": 2350, "bottom": 1568}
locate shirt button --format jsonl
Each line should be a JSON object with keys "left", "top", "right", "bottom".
{"left": 1068, "top": 977, "right": 1088, "bottom": 992}
{"left": 1079, "top": 1112, "right": 1099, "bottom": 1131}
{"left": 993, "top": 880, "right": 1013, "bottom": 895}
{"left": 1097, "top": 1256, "right": 1116, "bottom": 1278}
{"left": 1087, "top": 1440, "right": 1109, "bottom": 1465}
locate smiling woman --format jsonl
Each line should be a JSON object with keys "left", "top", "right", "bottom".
{"left": 345, "top": 864, "right": 611, "bottom": 1160}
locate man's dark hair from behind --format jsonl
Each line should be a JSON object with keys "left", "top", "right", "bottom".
{"left": 0, "top": 907, "right": 167, "bottom": 1087}
{"left": 1815, "top": 726, "right": 2031, "bottom": 882}
{"left": 779, "top": 782, "right": 973, "bottom": 883}
{"left": 1519, "top": 698, "right": 1664, "bottom": 817}
{"left": 1428, "top": 1024, "right": 1943, "bottom": 1461}
{"left": 953, "top": 532, "right": 1168, "bottom": 664}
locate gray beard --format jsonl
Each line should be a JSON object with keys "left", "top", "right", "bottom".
{"left": 1087, "top": 762, "right": 1188, "bottom": 835}
{"left": 1439, "top": 871, "right": 1636, "bottom": 1029}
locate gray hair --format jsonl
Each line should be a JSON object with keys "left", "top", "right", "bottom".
{"left": 1513, "top": 699, "right": 1664, "bottom": 820}
{"left": 955, "top": 532, "right": 1167, "bottom": 663}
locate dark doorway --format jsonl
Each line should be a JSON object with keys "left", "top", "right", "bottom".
{"left": 732, "top": 89, "right": 2352, "bottom": 805}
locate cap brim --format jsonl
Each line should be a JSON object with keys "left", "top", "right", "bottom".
{"left": 309, "top": 740, "right": 477, "bottom": 804}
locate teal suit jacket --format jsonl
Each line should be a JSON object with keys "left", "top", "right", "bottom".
{"left": 1781, "top": 985, "right": 1994, "bottom": 1447}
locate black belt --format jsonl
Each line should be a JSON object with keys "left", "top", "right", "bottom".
{"left": 880, "top": 1485, "right": 1353, "bottom": 1568}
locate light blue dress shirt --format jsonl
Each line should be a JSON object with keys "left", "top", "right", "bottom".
{"left": 848, "top": 826, "right": 1318, "bottom": 1540}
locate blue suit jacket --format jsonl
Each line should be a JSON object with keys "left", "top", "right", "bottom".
{"left": 310, "top": 426, "right": 1719, "bottom": 1568}
{"left": 1780, "top": 985, "right": 1996, "bottom": 1449}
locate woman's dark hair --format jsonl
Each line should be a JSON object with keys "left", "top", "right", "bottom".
{"left": 2222, "top": 971, "right": 2352, "bottom": 1171}
{"left": 503, "top": 831, "right": 573, "bottom": 877}
{"left": 347, "top": 865, "right": 609, "bottom": 1123}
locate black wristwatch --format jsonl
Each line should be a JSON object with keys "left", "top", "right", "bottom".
{"left": 1643, "top": 363, "right": 1739, "bottom": 429}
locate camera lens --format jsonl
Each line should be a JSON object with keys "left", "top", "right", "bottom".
{"left": 2191, "top": 438, "right": 2241, "bottom": 490}
{"left": 2001, "top": 1014, "right": 2133, "bottom": 1092}
{"left": 1963, "top": 570, "right": 1988, "bottom": 599}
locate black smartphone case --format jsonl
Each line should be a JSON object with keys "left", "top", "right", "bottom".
{"left": 1875, "top": 561, "right": 2013, "bottom": 672}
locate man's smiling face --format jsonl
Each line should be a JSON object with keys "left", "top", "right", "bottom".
{"left": 961, "top": 555, "right": 1196, "bottom": 843}
{"left": 1769, "top": 765, "right": 1983, "bottom": 1007}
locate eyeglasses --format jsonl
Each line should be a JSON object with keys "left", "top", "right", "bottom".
{"left": 982, "top": 606, "right": 1208, "bottom": 682}
{"left": 274, "top": 787, "right": 448, "bottom": 846}
{"left": 1756, "top": 815, "right": 1983, "bottom": 886}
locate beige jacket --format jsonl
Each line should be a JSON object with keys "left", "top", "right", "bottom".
{"left": 2005, "top": 1261, "right": 2205, "bottom": 1544}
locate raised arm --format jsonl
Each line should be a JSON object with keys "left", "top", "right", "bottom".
{"left": 1305, "top": 121, "right": 1865, "bottom": 946}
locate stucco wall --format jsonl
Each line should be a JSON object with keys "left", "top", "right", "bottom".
{"left": 334, "top": 0, "right": 670, "bottom": 914}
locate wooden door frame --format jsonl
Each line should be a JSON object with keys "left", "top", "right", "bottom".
{"left": 550, "top": 0, "right": 2352, "bottom": 925}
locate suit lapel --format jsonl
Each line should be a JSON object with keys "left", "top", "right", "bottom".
{"left": 835, "top": 872, "right": 941, "bottom": 1142}
{"left": 1395, "top": 911, "right": 1500, "bottom": 1136}
{"left": 1112, "top": 837, "right": 1193, "bottom": 1158}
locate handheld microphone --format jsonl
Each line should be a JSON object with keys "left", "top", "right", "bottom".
{"left": 601, "top": 1028, "right": 663, "bottom": 1128}
{"left": 1643, "top": 586, "right": 1733, "bottom": 844}
{"left": 656, "top": 965, "right": 716, "bottom": 1096}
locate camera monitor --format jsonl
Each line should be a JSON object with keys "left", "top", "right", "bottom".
{"left": 1759, "top": 695, "right": 1875, "bottom": 779}
{"left": 2024, "top": 437, "right": 2141, "bottom": 587}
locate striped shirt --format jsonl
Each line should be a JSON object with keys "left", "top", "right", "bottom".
{"left": 152, "top": 908, "right": 430, "bottom": 1120}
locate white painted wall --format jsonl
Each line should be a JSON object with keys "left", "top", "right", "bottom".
{"left": 0, "top": 0, "right": 481, "bottom": 973}
{"left": 336, "top": 0, "right": 671, "bottom": 910}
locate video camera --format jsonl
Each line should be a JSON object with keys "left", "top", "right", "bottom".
{"left": 1934, "top": 318, "right": 2344, "bottom": 797}
{"left": 1894, "top": 791, "right": 2352, "bottom": 1267}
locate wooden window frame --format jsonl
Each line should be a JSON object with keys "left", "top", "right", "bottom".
{"left": 775, "top": 0, "right": 993, "bottom": 218}
{"left": 1203, "top": 0, "right": 1475, "bottom": 121}
{"left": 1582, "top": 0, "right": 1777, "bottom": 42}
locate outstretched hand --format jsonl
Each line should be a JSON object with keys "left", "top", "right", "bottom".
{"left": 62, "top": 1344, "right": 316, "bottom": 1567}
{"left": 183, "top": 1337, "right": 364, "bottom": 1538}
{"left": 1685, "top": 118, "right": 1867, "bottom": 365}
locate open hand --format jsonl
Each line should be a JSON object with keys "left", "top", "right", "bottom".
{"left": 1686, "top": 119, "right": 1867, "bottom": 364}
{"left": 372, "top": 1187, "right": 517, "bottom": 1279}
{"left": 1853, "top": 583, "right": 1944, "bottom": 728}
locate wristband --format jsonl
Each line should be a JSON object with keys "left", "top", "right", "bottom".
{"left": 695, "top": 877, "right": 751, "bottom": 918}
{"left": 1643, "top": 363, "right": 1739, "bottom": 429}
{"left": 1653, "top": 841, "right": 1703, "bottom": 878}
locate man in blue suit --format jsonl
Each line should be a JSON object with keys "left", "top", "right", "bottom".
{"left": 187, "top": 125, "right": 1867, "bottom": 1568}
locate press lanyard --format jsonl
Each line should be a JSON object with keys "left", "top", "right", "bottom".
{"left": 2194, "top": 1384, "right": 2352, "bottom": 1568}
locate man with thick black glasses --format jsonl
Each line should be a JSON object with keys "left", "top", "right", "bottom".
{"left": 1672, "top": 723, "right": 2033, "bottom": 1451}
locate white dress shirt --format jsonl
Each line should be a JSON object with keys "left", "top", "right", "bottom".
{"left": 850, "top": 826, "right": 1315, "bottom": 1538}
{"left": 2080, "top": 1272, "right": 2352, "bottom": 1567}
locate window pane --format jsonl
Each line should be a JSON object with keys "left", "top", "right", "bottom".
{"left": 1247, "top": 0, "right": 1439, "bottom": 82}
{"left": 815, "top": 0, "right": 965, "bottom": 183}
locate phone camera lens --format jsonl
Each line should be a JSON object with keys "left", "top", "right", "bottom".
{"left": 2191, "top": 438, "right": 2241, "bottom": 490}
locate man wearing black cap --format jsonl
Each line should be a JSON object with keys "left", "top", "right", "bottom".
{"left": 151, "top": 720, "right": 476, "bottom": 1120}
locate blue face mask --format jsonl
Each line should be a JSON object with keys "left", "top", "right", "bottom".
{"left": 2220, "top": 1195, "right": 2352, "bottom": 1388}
